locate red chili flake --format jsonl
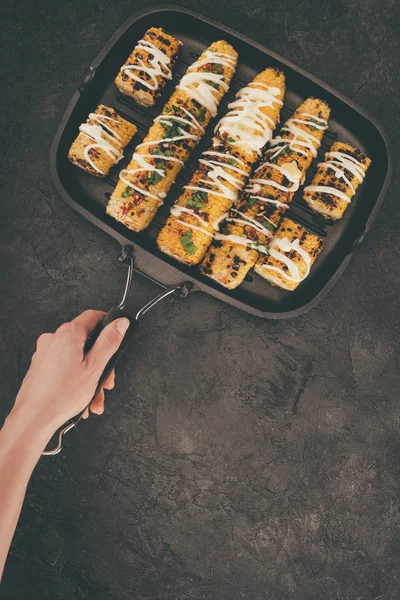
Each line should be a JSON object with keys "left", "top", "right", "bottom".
{"left": 247, "top": 227, "right": 257, "bottom": 241}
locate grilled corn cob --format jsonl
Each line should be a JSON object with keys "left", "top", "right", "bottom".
{"left": 254, "top": 217, "right": 324, "bottom": 291}
{"left": 114, "top": 28, "right": 182, "bottom": 107}
{"left": 156, "top": 68, "right": 285, "bottom": 265}
{"left": 68, "top": 105, "right": 137, "bottom": 177}
{"left": 200, "top": 97, "right": 330, "bottom": 289}
{"left": 107, "top": 41, "right": 238, "bottom": 232}
{"left": 303, "top": 141, "right": 371, "bottom": 221}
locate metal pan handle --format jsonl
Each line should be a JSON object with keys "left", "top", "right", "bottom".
{"left": 42, "top": 282, "right": 192, "bottom": 456}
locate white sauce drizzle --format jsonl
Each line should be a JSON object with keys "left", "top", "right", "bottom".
{"left": 214, "top": 233, "right": 269, "bottom": 254}
{"left": 121, "top": 39, "right": 172, "bottom": 91}
{"left": 171, "top": 205, "right": 209, "bottom": 228}
{"left": 239, "top": 111, "right": 328, "bottom": 203}
{"left": 119, "top": 107, "right": 203, "bottom": 204}
{"left": 89, "top": 113, "right": 122, "bottom": 140}
{"left": 250, "top": 177, "right": 296, "bottom": 194}
{"left": 215, "top": 82, "right": 283, "bottom": 153}
{"left": 187, "top": 51, "right": 237, "bottom": 71}
{"left": 267, "top": 112, "right": 328, "bottom": 160}
{"left": 289, "top": 118, "right": 328, "bottom": 131}
{"left": 254, "top": 160, "right": 302, "bottom": 193}
{"left": 303, "top": 185, "right": 352, "bottom": 203}
{"left": 301, "top": 112, "right": 329, "bottom": 123}
{"left": 156, "top": 111, "right": 205, "bottom": 134}
{"left": 262, "top": 237, "right": 312, "bottom": 282}
{"left": 304, "top": 151, "right": 366, "bottom": 202}
{"left": 226, "top": 209, "right": 274, "bottom": 237}
{"left": 173, "top": 212, "right": 214, "bottom": 238}
{"left": 326, "top": 151, "right": 365, "bottom": 178}
{"left": 243, "top": 187, "right": 290, "bottom": 209}
{"left": 80, "top": 113, "right": 125, "bottom": 174}
{"left": 212, "top": 211, "right": 229, "bottom": 231}
{"left": 184, "top": 151, "right": 246, "bottom": 202}
{"left": 203, "top": 150, "right": 248, "bottom": 168}
{"left": 178, "top": 50, "right": 236, "bottom": 116}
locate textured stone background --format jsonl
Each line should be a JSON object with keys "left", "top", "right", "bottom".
{"left": 1, "top": 0, "right": 400, "bottom": 598}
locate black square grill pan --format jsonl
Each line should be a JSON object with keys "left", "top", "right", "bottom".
{"left": 50, "top": 5, "right": 392, "bottom": 319}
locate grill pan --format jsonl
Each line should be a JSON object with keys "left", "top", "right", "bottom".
{"left": 50, "top": 5, "right": 392, "bottom": 319}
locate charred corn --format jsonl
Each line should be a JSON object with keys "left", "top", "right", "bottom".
{"left": 254, "top": 217, "right": 324, "bottom": 291}
{"left": 114, "top": 28, "right": 182, "bottom": 108}
{"left": 200, "top": 97, "right": 330, "bottom": 289}
{"left": 303, "top": 141, "right": 371, "bottom": 221}
{"left": 68, "top": 105, "right": 137, "bottom": 177}
{"left": 107, "top": 41, "right": 238, "bottom": 232}
{"left": 156, "top": 68, "right": 286, "bottom": 265}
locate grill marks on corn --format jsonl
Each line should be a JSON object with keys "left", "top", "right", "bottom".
{"left": 107, "top": 40, "right": 238, "bottom": 232}
{"left": 119, "top": 107, "right": 204, "bottom": 205}
{"left": 114, "top": 28, "right": 182, "bottom": 107}
{"left": 303, "top": 141, "right": 371, "bottom": 221}
{"left": 156, "top": 68, "right": 286, "bottom": 265}
{"left": 178, "top": 49, "right": 237, "bottom": 116}
{"left": 68, "top": 105, "right": 137, "bottom": 177}
{"left": 214, "top": 72, "right": 284, "bottom": 153}
{"left": 200, "top": 97, "right": 330, "bottom": 289}
{"left": 254, "top": 217, "right": 324, "bottom": 290}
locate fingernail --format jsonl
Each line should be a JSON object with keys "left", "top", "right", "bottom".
{"left": 115, "top": 317, "right": 130, "bottom": 336}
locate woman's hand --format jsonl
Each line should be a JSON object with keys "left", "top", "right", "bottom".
{"left": 10, "top": 310, "right": 130, "bottom": 437}
{"left": 0, "top": 309, "right": 130, "bottom": 579}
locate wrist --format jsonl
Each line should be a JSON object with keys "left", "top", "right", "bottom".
{"left": 3, "top": 406, "right": 56, "bottom": 454}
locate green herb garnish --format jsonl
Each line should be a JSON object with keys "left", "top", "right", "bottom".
{"left": 214, "top": 64, "right": 222, "bottom": 74}
{"left": 180, "top": 231, "right": 197, "bottom": 255}
{"left": 122, "top": 186, "right": 131, "bottom": 198}
{"left": 261, "top": 220, "right": 277, "bottom": 232}
{"left": 228, "top": 158, "right": 237, "bottom": 166}
{"left": 207, "top": 81, "right": 219, "bottom": 90}
{"left": 165, "top": 104, "right": 180, "bottom": 115}
{"left": 228, "top": 136, "right": 236, "bottom": 144}
{"left": 251, "top": 241, "right": 270, "bottom": 254}
{"left": 307, "top": 117, "right": 321, "bottom": 131}
{"left": 247, "top": 196, "right": 258, "bottom": 209}
{"left": 162, "top": 119, "right": 182, "bottom": 139}
{"left": 148, "top": 162, "right": 165, "bottom": 185}
{"left": 185, "top": 190, "right": 208, "bottom": 208}
{"left": 279, "top": 145, "right": 294, "bottom": 157}
{"left": 197, "top": 107, "right": 206, "bottom": 123}
{"left": 153, "top": 147, "right": 174, "bottom": 157}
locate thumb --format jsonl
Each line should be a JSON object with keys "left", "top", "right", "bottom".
{"left": 86, "top": 317, "right": 130, "bottom": 376}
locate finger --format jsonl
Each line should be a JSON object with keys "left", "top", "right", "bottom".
{"left": 31, "top": 332, "right": 53, "bottom": 365}
{"left": 90, "top": 388, "right": 105, "bottom": 415}
{"left": 54, "top": 310, "right": 107, "bottom": 348}
{"left": 36, "top": 332, "right": 53, "bottom": 353}
{"left": 85, "top": 318, "right": 130, "bottom": 377}
{"left": 102, "top": 369, "right": 115, "bottom": 390}
{"left": 71, "top": 310, "right": 107, "bottom": 337}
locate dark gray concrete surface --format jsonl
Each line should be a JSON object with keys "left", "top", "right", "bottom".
{"left": 1, "top": 0, "right": 400, "bottom": 598}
